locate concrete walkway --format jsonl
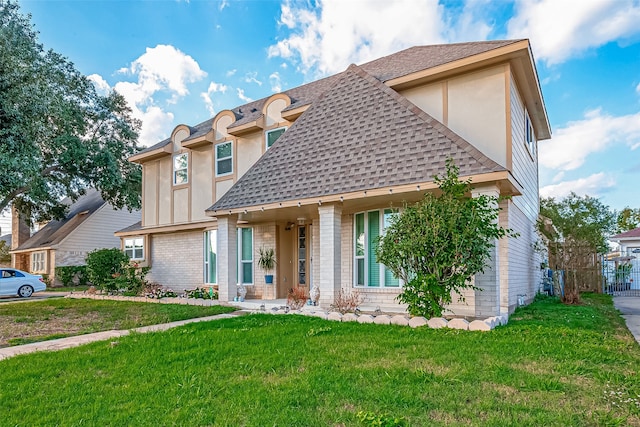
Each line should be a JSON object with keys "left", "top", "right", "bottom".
{"left": 0, "top": 312, "right": 240, "bottom": 361}
{"left": 613, "top": 296, "right": 640, "bottom": 345}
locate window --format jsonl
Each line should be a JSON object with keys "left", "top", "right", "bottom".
{"left": 31, "top": 252, "right": 46, "bottom": 273}
{"left": 354, "top": 209, "right": 400, "bottom": 288}
{"left": 265, "top": 127, "right": 287, "bottom": 150}
{"left": 216, "top": 141, "right": 233, "bottom": 176}
{"left": 238, "top": 227, "right": 253, "bottom": 285}
{"left": 525, "top": 112, "right": 536, "bottom": 157}
{"left": 124, "top": 237, "right": 144, "bottom": 260}
{"left": 204, "top": 230, "right": 217, "bottom": 284}
{"left": 173, "top": 153, "right": 188, "bottom": 185}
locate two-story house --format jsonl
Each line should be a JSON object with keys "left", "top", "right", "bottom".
{"left": 117, "top": 39, "right": 551, "bottom": 317}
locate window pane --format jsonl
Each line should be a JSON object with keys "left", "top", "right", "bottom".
{"left": 267, "top": 128, "right": 286, "bottom": 147}
{"left": 356, "top": 258, "right": 365, "bottom": 286}
{"left": 206, "top": 230, "right": 217, "bottom": 284}
{"left": 355, "top": 213, "right": 364, "bottom": 256}
{"left": 217, "top": 158, "right": 232, "bottom": 175}
{"left": 368, "top": 211, "right": 380, "bottom": 287}
{"left": 217, "top": 142, "right": 231, "bottom": 158}
{"left": 384, "top": 267, "right": 400, "bottom": 287}
{"left": 134, "top": 249, "right": 143, "bottom": 259}
{"left": 125, "top": 249, "right": 133, "bottom": 258}
{"left": 134, "top": 238, "right": 143, "bottom": 247}
{"left": 174, "top": 154, "right": 188, "bottom": 169}
{"left": 241, "top": 228, "right": 252, "bottom": 261}
{"left": 174, "top": 169, "right": 188, "bottom": 184}
{"left": 242, "top": 262, "right": 252, "bottom": 284}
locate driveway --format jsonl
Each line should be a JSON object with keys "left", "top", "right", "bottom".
{"left": 0, "top": 292, "right": 66, "bottom": 304}
{"left": 613, "top": 296, "right": 640, "bottom": 345}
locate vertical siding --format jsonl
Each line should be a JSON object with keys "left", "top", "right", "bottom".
{"left": 56, "top": 205, "right": 141, "bottom": 267}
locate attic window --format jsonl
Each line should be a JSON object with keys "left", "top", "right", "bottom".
{"left": 265, "top": 127, "right": 286, "bottom": 150}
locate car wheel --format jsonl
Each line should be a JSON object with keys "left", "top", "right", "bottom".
{"left": 18, "top": 285, "right": 34, "bottom": 298}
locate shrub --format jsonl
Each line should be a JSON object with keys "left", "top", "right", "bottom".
{"left": 85, "top": 248, "right": 130, "bottom": 290}
{"left": 331, "top": 288, "right": 363, "bottom": 314}
{"left": 287, "top": 287, "right": 307, "bottom": 310}
{"left": 185, "top": 287, "right": 218, "bottom": 300}
{"left": 110, "top": 263, "right": 150, "bottom": 296}
{"left": 356, "top": 411, "right": 406, "bottom": 427}
{"left": 55, "top": 266, "right": 88, "bottom": 287}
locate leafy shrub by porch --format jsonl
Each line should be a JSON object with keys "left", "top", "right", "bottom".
{"left": 85, "top": 248, "right": 149, "bottom": 294}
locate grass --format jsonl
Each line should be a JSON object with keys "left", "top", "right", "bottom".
{"left": 1, "top": 294, "right": 639, "bottom": 426}
{"left": 0, "top": 298, "right": 235, "bottom": 347}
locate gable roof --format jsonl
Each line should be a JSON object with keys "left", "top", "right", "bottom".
{"left": 13, "top": 190, "right": 106, "bottom": 251}
{"left": 611, "top": 227, "right": 640, "bottom": 240}
{"left": 208, "top": 64, "right": 505, "bottom": 213}
{"left": 137, "top": 40, "right": 524, "bottom": 154}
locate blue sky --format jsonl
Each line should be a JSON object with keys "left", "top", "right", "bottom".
{"left": 9, "top": 0, "right": 640, "bottom": 220}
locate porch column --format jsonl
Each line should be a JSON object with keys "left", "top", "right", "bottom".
{"left": 318, "top": 203, "right": 341, "bottom": 307}
{"left": 471, "top": 185, "right": 502, "bottom": 317}
{"left": 217, "top": 215, "right": 238, "bottom": 303}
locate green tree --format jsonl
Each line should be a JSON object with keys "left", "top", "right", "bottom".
{"left": 376, "top": 159, "right": 515, "bottom": 318}
{"left": 538, "top": 193, "right": 615, "bottom": 297}
{"left": 616, "top": 207, "right": 640, "bottom": 233}
{"left": 0, "top": 240, "right": 10, "bottom": 264}
{"left": 0, "top": 1, "right": 141, "bottom": 224}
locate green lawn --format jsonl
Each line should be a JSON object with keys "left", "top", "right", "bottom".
{"left": 0, "top": 298, "right": 235, "bottom": 347}
{"left": 1, "top": 294, "right": 639, "bottom": 426}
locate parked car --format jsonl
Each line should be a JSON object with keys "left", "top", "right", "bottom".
{"left": 0, "top": 268, "right": 47, "bottom": 297}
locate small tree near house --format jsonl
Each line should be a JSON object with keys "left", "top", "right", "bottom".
{"left": 376, "top": 159, "right": 516, "bottom": 318}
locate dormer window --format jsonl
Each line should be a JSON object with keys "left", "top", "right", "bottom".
{"left": 216, "top": 141, "right": 233, "bottom": 176}
{"left": 173, "top": 153, "right": 188, "bottom": 185}
{"left": 265, "top": 127, "right": 287, "bottom": 150}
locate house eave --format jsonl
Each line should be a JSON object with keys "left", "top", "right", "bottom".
{"left": 207, "top": 171, "right": 519, "bottom": 217}
{"left": 129, "top": 145, "right": 171, "bottom": 163}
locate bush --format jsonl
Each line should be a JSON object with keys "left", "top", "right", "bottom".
{"left": 185, "top": 287, "right": 218, "bottom": 300}
{"left": 287, "top": 287, "right": 307, "bottom": 310}
{"left": 110, "top": 263, "right": 150, "bottom": 296}
{"left": 85, "top": 248, "right": 130, "bottom": 290}
{"left": 331, "top": 288, "right": 363, "bottom": 314}
{"left": 55, "top": 266, "right": 88, "bottom": 287}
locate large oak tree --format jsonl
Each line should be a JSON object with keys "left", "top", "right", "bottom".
{"left": 0, "top": 1, "right": 141, "bottom": 223}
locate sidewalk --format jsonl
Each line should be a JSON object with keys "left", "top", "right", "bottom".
{"left": 613, "top": 296, "right": 640, "bottom": 345}
{"left": 0, "top": 312, "right": 240, "bottom": 361}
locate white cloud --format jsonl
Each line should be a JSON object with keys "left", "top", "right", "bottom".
{"left": 119, "top": 44, "right": 206, "bottom": 98}
{"left": 244, "top": 71, "right": 263, "bottom": 86}
{"left": 88, "top": 74, "right": 111, "bottom": 95}
{"left": 540, "top": 173, "right": 616, "bottom": 199}
{"left": 218, "top": 0, "right": 228, "bottom": 11}
{"left": 636, "top": 82, "right": 640, "bottom": 94}
{"left": 507, "top": 0, "right": 640, "bottom": 65}
{"left": 113, "top": 45, "right": 207, "bottom": 146}
{"left": 269, "top": 72, "right": 282, "bottom": 93}
{"left": 200, "top": 81, "right": 229, "bottom": 115}
{"left": 226, "top": 69, "right": 237, "bottom": 77}
{"left": 538, "top": 108, "right": 640, "bottom": 171}
{"left": 237, "top": 88, "right": 253, "bottom": 103}
{"left": 268, "top": 0, "right": 492, "bottom": 76}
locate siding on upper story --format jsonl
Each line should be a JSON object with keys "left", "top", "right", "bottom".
{"left": 400, "top": 64, "right": 508, "bottom": 169}
{"left": 509, "top": 73, "right": 540, "bottom": 222}
{"left": 57, "top": 205, "right": 141, "bottom": 267}
{"left": 140, "top": 99, "right": 292, "bottom": 229}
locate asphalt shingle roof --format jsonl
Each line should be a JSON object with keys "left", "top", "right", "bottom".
{"left": 137, "top": 40, "right": 522, "bottom": 154}
{"left": 208, "top": 63, "right": 505, "bottom": 212}
{"left": 15, "top": 190, "right": 106, "bottom": 251}
{"left": 612, "top": 227, "right": 640, "bottom": 239}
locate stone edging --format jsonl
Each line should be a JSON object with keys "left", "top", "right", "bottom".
{"left": 66, "top": 293, "right": 508, "bottom": 331}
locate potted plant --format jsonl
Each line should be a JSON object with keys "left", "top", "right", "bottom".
{"left": 258, "top": 247, "right": 276, "bottom": 284}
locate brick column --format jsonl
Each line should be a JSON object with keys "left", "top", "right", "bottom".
{"left": 318, "top": 204, "right": 341, "bottom": 307}
{"left": 217, "top": 215, "right": 238, "bottom": 302}
{"left": 471, "top": 185, "right": 502, "bottom": 317}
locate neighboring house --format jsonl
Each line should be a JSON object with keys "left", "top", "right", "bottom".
{"left": 0, "top": 233, "right": 10, "bottom": 267}
{"left": 611, "top": 227, "right": 640, "bottom": 265}
{"left": 117, "top": 39, "right": 551, "bottom": 317}
{"left": 11, "top": 189, "right": 141, "bottom": 280}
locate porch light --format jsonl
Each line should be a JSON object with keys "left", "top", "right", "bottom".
{"left": 297, "top": 217, "right": 306, "bottom": 225}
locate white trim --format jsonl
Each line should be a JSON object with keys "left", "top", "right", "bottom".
{"left": 237, "top": 227, "right": 253, "bottom": 285}
{"left": 173, "top": 153, "right": 189, "bottom": 185}
{"left": 31, "top": 251, "right": 46, "bottom": 273}
{"left": 215, "top": 141, "right": 233, "bottom": 177}
{"left": 124, "top": 237, "right": 144, "bottom": 260}
{"left": 265, "top": 126, "right": 287, "bottom": 150}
